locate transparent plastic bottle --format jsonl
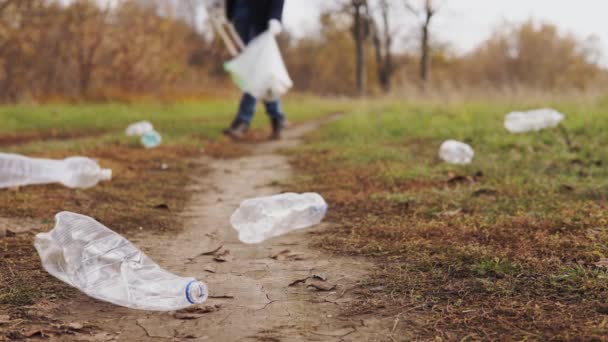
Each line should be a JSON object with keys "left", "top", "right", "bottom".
{"left": 0, "top": 153, "right": 112, "bottom": 189}
{"left": 35, "top": 212, "right": 208, "bottom": 311}
{"left": 125, "top": 121, "right": 154, "bottom": 137}
{"left": 439, "top": 140, "right": 475, "bottom": 165}
{"left": 230, "top": 192, "right": 328, "bottom": 244}
{"left": 504, "top": 108, "right": 565, "bottom": 133}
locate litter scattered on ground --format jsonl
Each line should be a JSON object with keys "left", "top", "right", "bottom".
{"left": 224, "top": 20, "right": 293, "bottom": 101}
{"left": 35, "top": 211, "right": 208, "bottom": 311}
{"left": 504, "top": 108, "right": 565, "bottom": 133}
{"left": 0, "top": 153, "right": 111, "bottom": 189}
{"left": 439, "top": 140, "right": 475, "bottom": 165}
{"left": 125, "top": 121, "right": 162, "bottom": 148}
{"left": 230, "top": 192, "right": 328, "bottom": 244}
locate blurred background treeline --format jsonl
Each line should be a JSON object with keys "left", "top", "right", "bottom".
{"left": 0, "top": 0, "right": 606, "bottom": 103}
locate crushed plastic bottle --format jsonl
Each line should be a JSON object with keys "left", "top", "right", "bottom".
{"left": 125, "top": 121, "right": 154, "bottom": 136}
{"left": 439, "top": 140, "right": 475, "bottom": 165}
{"left": 0, "top": 153, "right": 112, "bottom": 189}
{"left": 35, "top": 212, "right": 208, "bottom": 311}
{"left": 505, "top": 108, "right": 565, "bottom": 133}
{"left": 141, "top": 130, "right": 162, "bottom": 149}
{"left": 230, "top": 193, "right": 328, "bottom": 244}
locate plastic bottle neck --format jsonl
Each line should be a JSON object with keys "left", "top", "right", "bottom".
{"left": 99, "top": 169, "right": 112, "bottom": 181}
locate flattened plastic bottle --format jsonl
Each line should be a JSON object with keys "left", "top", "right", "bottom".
{"left": 35, "top": 212, "right": 208, "bottom": 311}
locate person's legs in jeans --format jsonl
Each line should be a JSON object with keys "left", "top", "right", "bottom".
{"left": 265, "top": 100, "right": 286, "bottom": 139}
{"left": 236, "top": 93, "right": 257, "bottom": 124}
{"left": 225, "top": 18, "right": 256, "bottom": 135}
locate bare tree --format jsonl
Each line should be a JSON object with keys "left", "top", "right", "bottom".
{"left": 368, "top": 0, "right": 394, "bottom": 92}
{"left": 405, "top": 0, "right": 439, "bottom": 83}
{"left": 351, "top": 0, "right": 368, "bottom": 96}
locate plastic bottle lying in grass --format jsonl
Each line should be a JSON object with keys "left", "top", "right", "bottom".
{"left": 125, "top": 121, "right": 154, "bottom": 136}
{"left": 504, "top": 108, "right": 565, "bottom": 133}
{"left": 231, "top": 193, "right": 328, "bottom": 244}
{"left": 141, "top": 130, "right": 162, "bottom": 149}
{"left": 125, "top": 121, "right": 162, "bottom": 148}
{"left": 0, "top": 153, "right": 112, "bottom": 189}
{"left": 35, "top": 212, "right": 208, "bottom": 311}
{"left": 439, "top": 140, "right": 475, "bottom": 165}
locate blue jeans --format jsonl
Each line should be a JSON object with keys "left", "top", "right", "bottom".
{"left": 237, "top": 93, "right": 284, "bottom": 124}
{"left": 232, "top": 17, "right": 285, "bottom": 124}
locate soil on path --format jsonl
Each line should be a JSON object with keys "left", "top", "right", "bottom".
{"left": 52, "top": 115, "right": 394, "bottom": 341}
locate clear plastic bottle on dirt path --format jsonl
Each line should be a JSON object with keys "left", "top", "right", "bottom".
{"left": 231, "top": 192, "right": 328, "bottom": 244}
{"left": 504, "top": 108, "right": 565, "bottom": 133}
{"left": 0, "top": 153, "right": 112, "bottom": 189}
{"left": 439, "top": 140, "right": 475, "bottom": 165}
{"left": 35, "top": 212, "right": 208, "bottom": 311}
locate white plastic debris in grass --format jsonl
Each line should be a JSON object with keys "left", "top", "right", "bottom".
{"left": 0, "top": 153, "right": 111, "bottom": 189}
{"left": 504, "top": 108, "right": 565, "bottom": 133}
{"left": 125, "top": 121, "right": 162, "bottom": 148}
{"left": 439, "top": 140, "right": 475, "bottom": 165}
{"left": 231, "top": 193, "right": 328, "bottom": 244}
{"left": 35, "top": 212, "right": 208, "bottom": 311}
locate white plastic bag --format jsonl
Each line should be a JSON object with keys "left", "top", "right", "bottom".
{"left": 35, "top": 212, "right": 208, "bottom": 311}
{"left": 439, "top": 140, "right": 475, "bottom": 165}
{"left": 224, "top": 29, "right": 293, "bottom": 101}
{"left": 231, "top": 193, "right": 328, "bottom": 244}
{"left": 504, "top": 108, "right": 565, "bottom": 133}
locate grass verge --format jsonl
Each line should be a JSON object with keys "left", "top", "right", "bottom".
{"left": 288, "top": 97, "right": 608, "bottom": 340}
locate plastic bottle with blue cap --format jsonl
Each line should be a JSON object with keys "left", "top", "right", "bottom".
{"left": 35, "top": 212, "right": 208, "bottom": 311}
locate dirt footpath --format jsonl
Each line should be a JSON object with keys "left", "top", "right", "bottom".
{"left": 52, "top": 115, "right": 394, "bottom": 341}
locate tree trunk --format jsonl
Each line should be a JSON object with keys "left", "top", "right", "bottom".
{"left": 420, "top": 23, "right": 429, "bottom": 82}
{"left": 353, "top": 1, "right": 366, "bottom": 96}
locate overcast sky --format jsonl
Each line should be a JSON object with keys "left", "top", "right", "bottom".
{"left": 282, "top": 0, "right": 608, "bottom": 65}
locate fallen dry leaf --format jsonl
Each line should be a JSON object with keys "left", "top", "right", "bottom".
{"left": 0, "top": 314, "right": 10, "bottom": 324}
{"left": 594, "top": 258, "right": 608, "bottom": 268}
{"left": 288, "top": 277, "right": 310, "bottom": 287}
{"left": 312, "top": 273, "right": 327, "bottom": 281}
{"left": 472, "top": 188, "right": 499, "bottom": 197}
{"left": 306, "top": 278, "right": 337, "bottom": 292}
{"left": 214, "top": 249, "right": 232, "bottom": 262}
{"left": 204, "top": 265, "right": 217, "bottom": 273}
{"left": 174, "top": 304, "right": 222, "bottom": 319}
{"left": 153, "top": 203, "right": 170, "bottom": 210}
{"left": 66, "top": 322, "right": 85, "bottom": 331}
{"left": 208, "top": 295, "right": 234, "bottom": 299}
{"left": 271, "top": 249, "right": 305, "bottom": 261}
{"left": 198, "top": 245, "right": 224, "bottom": 257}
